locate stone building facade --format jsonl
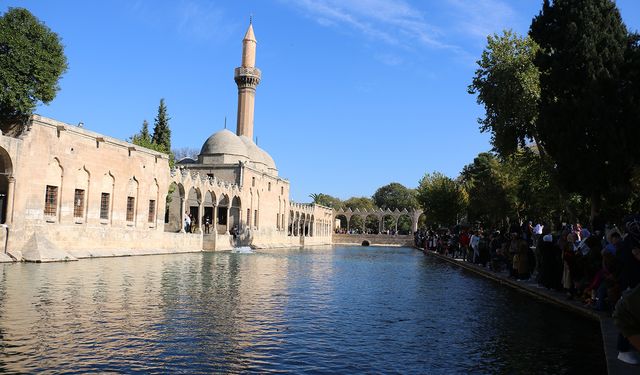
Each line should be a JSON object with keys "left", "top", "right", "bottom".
{"left": 0, "top": 22, "right": 332, "bottom": 262}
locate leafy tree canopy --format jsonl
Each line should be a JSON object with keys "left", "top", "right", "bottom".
{"left": 416, "top": 172, "right": 468, "bottom": 227}
{"left": 372, "top": 182, "right": 419, "bottom": 211}
{"left": 0, "top": 7, "right": 67, "bottom": 132}
{"left": 342, "top": 197, "right": 376, "bottom": 211}
{"left": 469, "top": 30, "right": 541, "bottom": 157}
{"left": 460, "top": 152, "right": 513, "bottom": 227}
{"left": 309, "top": 193, "right": 342, "bottom": 208}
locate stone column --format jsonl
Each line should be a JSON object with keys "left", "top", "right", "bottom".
{"left": 5, "top": 176, "right": 15, "bottom": 224}
{"left": 196, "top": 200, "right": 204, "bottom": 234}
{"left": 179, "top": 197, "right": 186, "bottom": 233}
{"left": 225, "top": 206, "right": 230, "bottom": 235}
{"left": 213, "top": 204, "right": 218, "bottom": 235}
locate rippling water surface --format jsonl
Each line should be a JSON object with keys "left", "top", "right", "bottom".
{"left": 0, "top": 246, "right": 604, "bottom": 374}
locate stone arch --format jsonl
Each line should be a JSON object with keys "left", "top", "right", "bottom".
{"left": 126, "top": 177, "right": 139, "bottom": 224}
{"left": 231, "top": 196, "right": 242, "bottom": 230}
{"left": 381, "top": 214, "right": 396, "bottom": 234}
{"left": 294, "top": 211, "right": 300, "bottom": 236}
{"left": 288, "top": 209, "right": 294, "bottom": 236}
{"left": 397, "top": 214, "right": 413, "bottom": 235}
{"left": 365, "top": 214, "right": 380, "bottom": 234}
{"left": 186, "top": 187, "right": 201, "bottom": 232}
{"left": 203, "top": 190, "right": 216, "bottom": 233}
{"left": 310, "top": 215, "right": 315, "bottom": 237}
{"left": 164, "top": 182, "right": 184, "bottom": 232}
{"left": 0, "top": 147, "right": 13, "bottom": 223}
{"left": 99, "top": 171, "right": 115, "bottom": 224}
{"left": 44, "top": 158, "right": 63, "bottom": 220}
{"left": 334, "top": 214, "right": 348, "bottom": 233}
{"left": 148, "top": 178, "right": 159, "bottom": 226}
{"left": 349, "top": 214, "right": 364, "bottom": 234}
{"left": 72, "top": 166, "right": 90, "bottom": 220}
{"left": 217, "top": 194, "right": 230, "bottom": 234}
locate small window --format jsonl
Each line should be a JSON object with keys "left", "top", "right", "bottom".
{"left": 44, "top": 185, "right": 58, "bottom": 217}
{"left": 254, "top": 210, "right": 258, "bottom": 229}
{"left": 100, "top": 193, "right": 110, "bottom": 220}
{"left": 126, "top": 197, "right": 135, "bottom": 222}
{"left": 281, "top": 186, "right": 284, "bottom": 195}
{"left": 252, "top": 177, "right": 255, "bottom": 187}
{"left": 148, "top": 200, "right": 156, "bottom": 223}
{"left": 268, "top": 182, "right": 271, "bottom": 191}
{"left": 276, "top": 213, "right": 280, "bottom": 230}
{"left": 246, "top": 208, "right": 251, "bottom": 227}
{"left": 74, "top": 189, "right": 85, "bottom": 218}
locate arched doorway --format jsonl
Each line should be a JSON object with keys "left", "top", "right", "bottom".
{"left": 164, "top": 182, "right": 185, "bottom": 232}
{"left": 0, "top": 147, "right": 13, "bottom": 224}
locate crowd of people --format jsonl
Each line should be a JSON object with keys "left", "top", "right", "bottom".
{"left": 415, "top": 217, "right": 640, "bottom": 365}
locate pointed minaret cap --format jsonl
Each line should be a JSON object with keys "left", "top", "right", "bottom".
{"left": 241, "top": 20, "right": 257, "bottom": 68}
{"left": 243, "top": 22, "right": 256, "bottom": 42}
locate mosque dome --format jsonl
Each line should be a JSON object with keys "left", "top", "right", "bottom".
{"left": 259, "top": 148, "right": 277, "bottom": 170}
{"left": 239, "top": 136, "right": 277, "bottom": 171}
{"left": 239, "top": 136, "right": 268, "bottom": 167}
{"left": 200, "top": 129, "right": 248, "bottom": 158}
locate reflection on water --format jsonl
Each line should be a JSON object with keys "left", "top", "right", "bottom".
{"left": 0, "top": 247, "right": 604, "bottom": 374}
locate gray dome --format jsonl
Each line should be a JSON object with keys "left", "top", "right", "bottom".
{"left": 200, "top": 129, "right": 248, "bottom": 158}
{"left": 239, "top": 136, "right": 267, "bottom": 167}
{"left": 239, "top": 135, "right": 277, "bottom": 171}
{"left": 259, "top": 148, "right": 277, "bottom": 170}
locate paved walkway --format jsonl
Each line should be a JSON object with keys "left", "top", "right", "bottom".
{"left": 420, "top": 249, "right": 638, "bottom": 375}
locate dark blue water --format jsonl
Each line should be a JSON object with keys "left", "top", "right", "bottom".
{"left": 0, "top": 246, "right": 605, "bottom": 374}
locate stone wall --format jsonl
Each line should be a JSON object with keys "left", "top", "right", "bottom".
{"left": 332, "top": 234, "right": 414, "bottom": 247}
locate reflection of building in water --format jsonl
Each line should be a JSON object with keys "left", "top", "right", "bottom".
{"left": 0, "top": 22, "right": 332, "bottom": 262}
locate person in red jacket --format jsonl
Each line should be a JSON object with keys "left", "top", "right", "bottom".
{"left": 459, "top": 229, "right": 471, "bottom": 261}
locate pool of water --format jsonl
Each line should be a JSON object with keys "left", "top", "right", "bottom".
{"left": 0, "top": 246, "right": 605, "bottom": 374}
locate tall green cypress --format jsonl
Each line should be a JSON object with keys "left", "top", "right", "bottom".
{"left": 529, "top": 0, "right": 632, "bottom": 222}
{"left": 140, "top": 119, "right": 150, "bottom": 143}
{"left": 151, "top": 98, "right": 171, "bottom": 151}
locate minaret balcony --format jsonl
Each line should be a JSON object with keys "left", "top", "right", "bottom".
{"left": 234, "top": 67, "right": 262, "bottom": 81}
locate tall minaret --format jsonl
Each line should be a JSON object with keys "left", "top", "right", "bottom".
{"left": 235, "top": 20, "right": 261, "bottom": 140}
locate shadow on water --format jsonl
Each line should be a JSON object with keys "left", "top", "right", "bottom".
{"left": 0, "top": 247, "right": 605, "bottom": 374}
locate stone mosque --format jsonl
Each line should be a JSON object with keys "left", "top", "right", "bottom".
{"left": 0, "top": 23, "right": 335, "bottom": 262}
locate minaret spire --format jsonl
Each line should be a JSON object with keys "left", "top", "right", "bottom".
{"left": 235, "top": 21, "right": 261, "bottom": 140}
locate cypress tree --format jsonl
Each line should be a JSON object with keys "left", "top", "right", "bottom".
{"left": 152, "top": 98, "right": 171, "bottom": 151}
{"left": 140, "top": 119, "right": 150, "bottom": 143}
{"left": 529, "top": 0, "right": 632, "bottom": 222}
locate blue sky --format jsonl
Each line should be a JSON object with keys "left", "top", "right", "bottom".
{"left": 4, "top": 0, "right": 640, "bottom": 202}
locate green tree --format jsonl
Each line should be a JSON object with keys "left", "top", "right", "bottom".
{"left": 372, "top": 182, "right": 419, "bottom": 211}
{"left": 309, "top": 193, "right": 342, "bottom": 208}
{"left": 342, "top": 196, "right": 376, "bottom": 233}
{"left": 469, "top": 30, "right": 541, "bottom": 157}
{"left": 342, "top": 196, "right": 376, "bottom": 211}
{"left": 416, "top": 172, "right": 468, "bottom": 227}
{"left": 152, "top": 98, "right": 171, "bottom": 150}
{"left": 131, "top": 119, "right": 151, "bottom": 144}
{"left": 460, "top": 152, "right": 513, "bottom": 228}
{"left": 131, "top": 118, "right": 173, "bottom": 167}
{"left": 530, "top": 0, "right": 634, "bottom": 223}
{"left": 0, "top": 8, "right": 67, "bottom": 133}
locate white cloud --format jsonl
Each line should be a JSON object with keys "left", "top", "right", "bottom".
{"left": 177, "top": 1, "right": 234, "bottom": 42}
{"left": 125, "top": 0, "right": 235, "bottom": 42}
{"left": 445, "top": 0, "right": 517, "bottom": 40}
{"left": 280, "top": 0, "right": 457, "bottom": 50}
